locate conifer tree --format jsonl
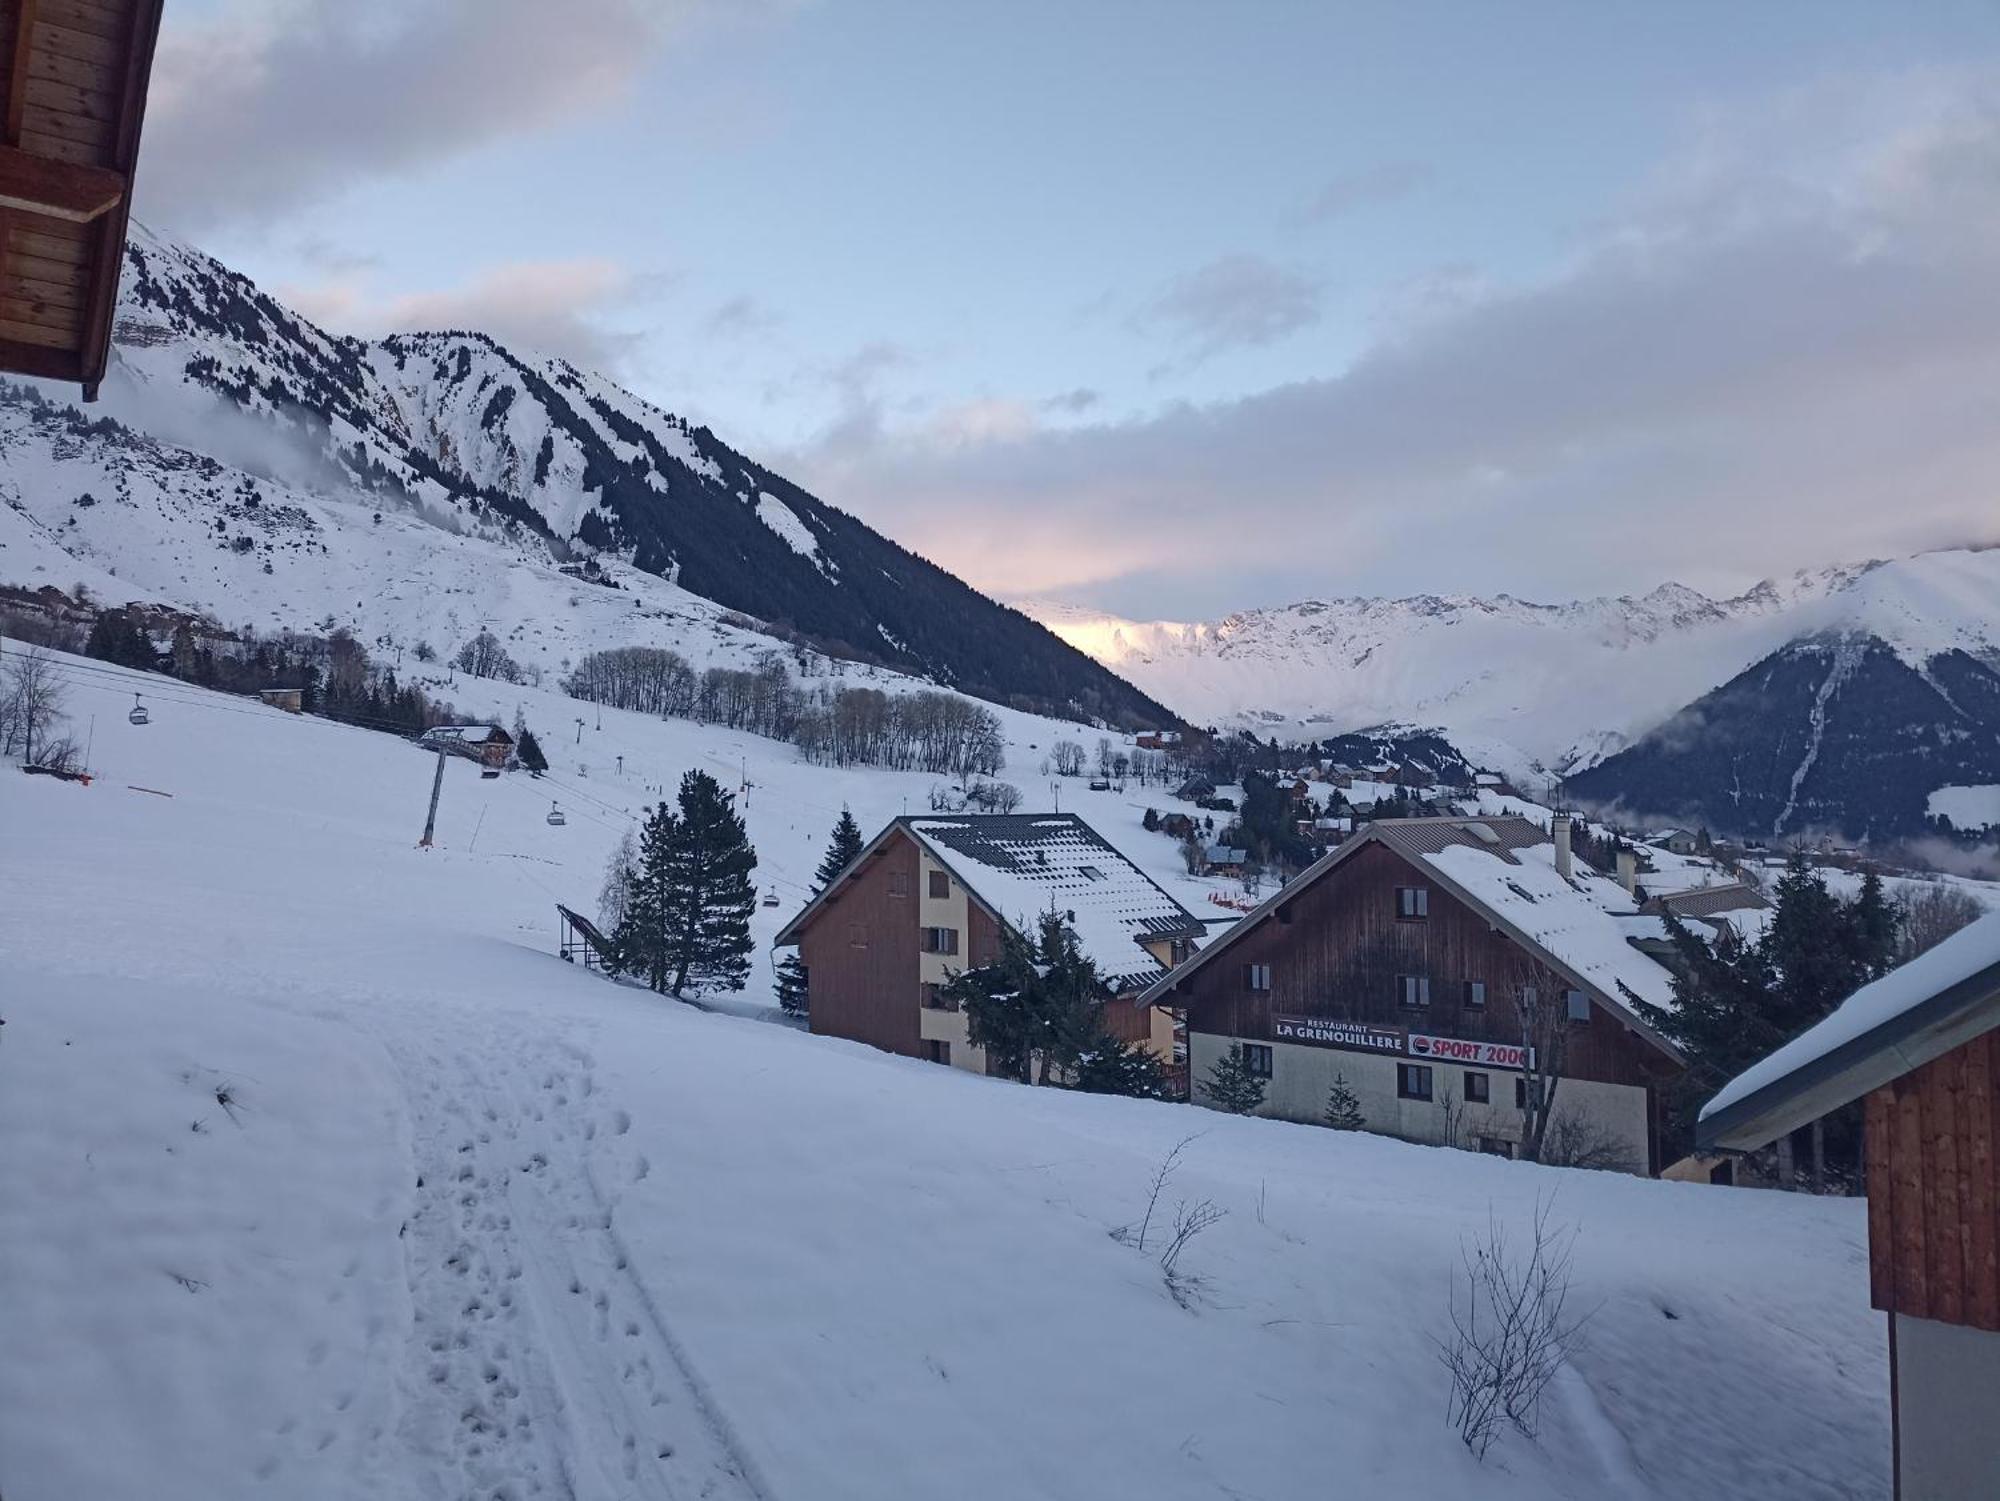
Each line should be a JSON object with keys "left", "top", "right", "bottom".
{"left": 1201, "top": 1042, "right": 1267, "bottom": 1115}
{"left": 1324, "top": 1073, "right": 1366, "bottom": 1130}
{"left": 816, "top": 807, "right": 865, "bottom": 888}
{"left": 516, "top": 728, "right": 548, "bottom": 774}
{"left": 949, "top": 910, "right": 1103, "bottom": 1084}
{"left": 612, "top": 803, "right": 680, "bottom": 993}
{"left": 657, "top": 768, "right": 758, "bottom": 997}
{"left": 774, "top": 951, "right": 809, "bottom": 1017}
{"left": 1071, "top": 1031, "right": 1170, "bottom": 1099}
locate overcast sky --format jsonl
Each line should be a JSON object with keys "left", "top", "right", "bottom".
{"left": 142, "top": 1, "right": 2000, "bottom": 619}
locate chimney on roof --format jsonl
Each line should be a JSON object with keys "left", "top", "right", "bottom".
{"left": 1553, "top": 816, "right": 1574, "bottom": 881}
{"left": 1616, "top": 846, "right": 1638, "bottom": 896}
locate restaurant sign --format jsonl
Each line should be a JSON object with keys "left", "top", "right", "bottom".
{"left": 1272, "top": 1015, "right": 1404, "bottom": 1056}
{"left": 1270, "top": 1016, "right": 1536, "bottom": 1072}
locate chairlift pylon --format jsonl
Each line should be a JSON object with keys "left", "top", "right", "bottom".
{"left": 128, "top": 692, "right": 149, "bottom": 726}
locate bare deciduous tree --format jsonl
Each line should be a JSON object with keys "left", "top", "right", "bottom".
{"left": 1896, "top": 882, "right": 1984, "bottom": 963}
{"left": 1538, "top": 1110, "right": 1638, "bottom": 1173}
{"left": 0, "top": 645, "right": 70, "bottom": 767}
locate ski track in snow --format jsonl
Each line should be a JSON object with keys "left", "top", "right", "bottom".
{"left": 383, "top": 1019, "right": 770, "bottom": 1501}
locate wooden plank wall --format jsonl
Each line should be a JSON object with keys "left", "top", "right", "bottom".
{"left": 0, "top": 0, "right": 130, "bottom": 362}
{"left": 1866, "top": 1030, "right": 2000, "bottom": 1331}
{"left": 800, "top": 833, "right": 924, "bottom": 1060}
{"left": 1172, "top": 840, "right": 1665, "bottom": 1090}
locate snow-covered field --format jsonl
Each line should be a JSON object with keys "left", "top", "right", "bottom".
{"left": 0, "top": 653, "right": 1890, "bottom": 1500}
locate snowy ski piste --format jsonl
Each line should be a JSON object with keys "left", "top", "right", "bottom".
{"left": 1, "top": 650, "right": 1887, "bottom": 1499}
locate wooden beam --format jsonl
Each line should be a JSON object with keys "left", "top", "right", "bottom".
{"left": 3, "top": 0, "right": 37, "bottom": 146}
{"left": 0, "top": 330, "right": 78, "bottom": 377}
{"left": 0, "top": 140, "right": 121, "bottom": 220}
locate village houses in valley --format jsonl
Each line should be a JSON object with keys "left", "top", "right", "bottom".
{"left": 1140, "top": 815, "right": 1687, "bottom": 1174}
{"left": 1700, "top": 912, "right": 2000, "bottom": 1501}
{"left": 774, "top": 813, "right": 1205, "bottom": 1074}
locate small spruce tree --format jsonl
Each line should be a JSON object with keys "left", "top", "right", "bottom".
{"left": 1324, "top": 1073, "right": 1366, "bottom": 1130}
{"left": 516, "top": 727, "right": 548, "bottom": 773}
{"left": 1202, "top": 1042, "right": 1267, "bottom": 1115}
{"left": 1071, "top": 1031, "right": 1170, "bottom": 1099}
{"left": 612, "top": 803, "right": 679, "bottom": 992}
{"left": 774, "top": 951, "right": 809, "bottom": 1017}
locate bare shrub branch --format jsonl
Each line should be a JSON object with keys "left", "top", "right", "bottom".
{"left": 1438, "top": 1197, "right": 1590, "bottom": 1459}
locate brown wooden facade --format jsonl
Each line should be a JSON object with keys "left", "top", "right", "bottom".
{"left": 0, "top": 0, "right": 164, "bottom": 394}
{"left": 1163, "top": 840, "right": 1673, "bottom": 1095}
{"left": 797, "top": 830, "right": 1003, "bottom": 1061}
{"left": 794, "top": 825, "right": 1164, "bottom": 1067}
{"left": 1865, "top": 1029, "right": 2000, "bottom": 1332}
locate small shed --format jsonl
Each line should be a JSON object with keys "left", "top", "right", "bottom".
{"left": 1700, "top": 914, "right": 2000, "bottom": 1500}
{"left": 257, "top": 687, "right": 302, "bottom": 714}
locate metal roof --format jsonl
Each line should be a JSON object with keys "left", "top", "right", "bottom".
{"left": 1643, "top": 881, "right": 1771, "bottom": 919}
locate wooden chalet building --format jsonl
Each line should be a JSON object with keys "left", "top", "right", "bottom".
{"left": 774, "top": 813, "right": 1205, "bottom": 1076}
{"left": 1138, "top": 815, "right": 1686, "bottom": 1174}
{"left": 0, "top": 0, "right": 165, "bottom": 396}
{"left": 1701, "top": 913, "right": 2000, "bottom": 1500}
{"left": 418, "top": 723, "right": 514, "bottom": 770}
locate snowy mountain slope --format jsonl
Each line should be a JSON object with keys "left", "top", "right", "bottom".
{"left": 1024, "top": 547, "right": 2000, "bottom": 779}
{"left": 0, "top": 651, "right": 1888, "bottom": 1500}
{"left": 3, "top": 225, "right": 1170, "bottom": 727}
{"left": 1568, "top": 634, "right": 2000, "bottom": 842}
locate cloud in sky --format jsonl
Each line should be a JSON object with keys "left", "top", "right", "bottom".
{"left": 283, "top": 258, "right": 645, "bottom": 371}
{"left": 1297, "top": 161, "right": 1431, "bottom": 224}
{"left": 782, "top": 70, "right": 2000, "bottom": 619}
{"left": 141, "top": 0, "right": 704, "bottom": 230}
{"left": 1138, "top": 254, "right": 1323, "bottom": 365}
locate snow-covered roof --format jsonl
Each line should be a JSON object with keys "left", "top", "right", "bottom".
{"left": 1137, "top": 816, "right": 1682, "bottom": 1061}
{"left": 906, "top": 815, "right": 1204, "bottom": 993}
{"left": 1204, "top": 844, "right": 1248, "bottom": 864}
{"left": 420, "top": 724, "right": 510, "bottom": 744}
{"left": 1700, "top": 912, "right": 2000, "bottom": 1152}
{"left": 1419, "top": 837, "right": 1677, "bottom": 1019}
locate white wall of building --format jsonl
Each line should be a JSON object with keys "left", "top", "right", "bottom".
{"left": 1896, "top": 1313, "right": 2000, "bottom": 1500}
{"left": 1187, "top": 1030, "right": 1651, "bottom": 1173}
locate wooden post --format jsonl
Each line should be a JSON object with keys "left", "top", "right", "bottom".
{"left": 418, "top": 746, "right": 446, "bottom": 848}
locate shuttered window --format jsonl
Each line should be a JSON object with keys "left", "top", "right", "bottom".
{"left": 1398, "top": 974, "right": 1431, "bottom": 1007}
{"left": 1395, "top": 886, "right": 1429, "bottom": 919}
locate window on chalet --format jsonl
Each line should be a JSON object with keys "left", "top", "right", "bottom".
{"left": 1169, "top": 937, "right": 1192, "bottom": 965}
{"left": 922, "top": 927, "right": 960, "bottom": 956}
{"left": 1397, "top": 1063, "right": 1434, "bottom": 1101}
{"left": 1242, "top": 1044, "right": 1273, "bottom": 1078}
{"left": 1515, "top": 1076, "right": 1529, "bottom": 1110}
{"left": 888, "top": 870, "right": 909, "bottom": 898}
{"left": 847, "top": 923, "right": 868, "bottom": 949}
{"left": 1244, "top": 963, "right": 1272, "bottom": 992}
{"left": 1565, "top": 989, "right": 1591, "bottom": 1022}
{"left": 1397, "top": 974, "right": 1430, "bottom": 1007}
{"left": 1079, "top": 865, "right": 1106, "bottom": 882}
{"left": 1464, "top": 1071, "right": 1490, "bottom": 1104}
{"left": 1478, "top": 1137, "right": 1515, "bottom": 1158}
{"left": 922, "top": 984, "right": 958, "bottom": 1012}
{"left": 1395, "top": 886, "right": 1430, "bottom": 919}
{"left": 928, "top": 870, "right": 951, "bottom": 900}
{"left": 1464, "top": 980, "right": 1486, "bottom": 1008}
{"left": 923, "top": 1039, "right": 952, "bottom": 1065}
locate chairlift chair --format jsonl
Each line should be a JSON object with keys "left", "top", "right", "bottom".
{"left": 761, "top": 890, "right": 780, "bottom": 908}
{"left": 128, "top": 693, "right": 149, "bottom": 726}
{"left": 547, "top": 802, "right": 567, "bottom": 827}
